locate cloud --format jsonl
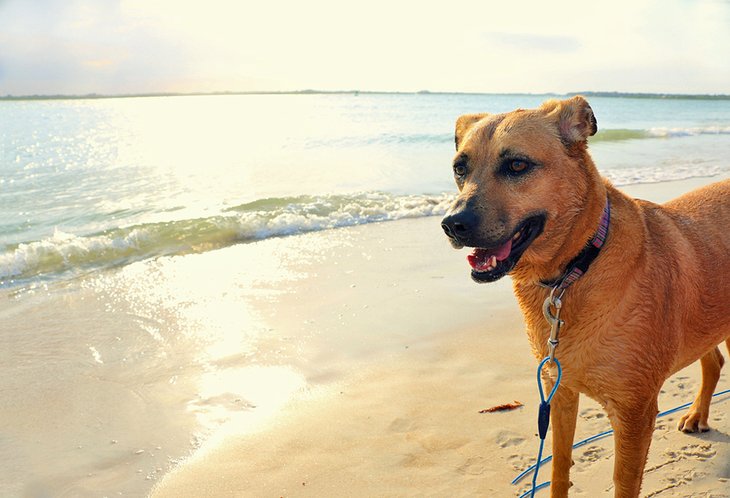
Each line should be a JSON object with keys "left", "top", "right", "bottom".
{"left": 481, "top": 32, "right": 582, "bottom": 53}
{"left": 0, "top": 0, "right": 195, "bottom": 94}
{"left": 0, "top": 0, "right": 728, "bottom": 95}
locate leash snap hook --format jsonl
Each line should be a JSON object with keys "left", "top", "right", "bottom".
{"left": 542, "top": 288, "right": 564, "bottom": 363}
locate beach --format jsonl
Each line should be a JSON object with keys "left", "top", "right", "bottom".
{"left": 2, "top": 0, "right": 730, "bottom": 490}
{"left": 2, "top": 94, "right": 730, "bottom": 498}
{"left": 145, "top": 176, "right": 730, "bottom": 498}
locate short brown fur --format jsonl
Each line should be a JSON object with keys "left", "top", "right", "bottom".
{"left": 444, "top": 96, "right": 730, "bottom": 497}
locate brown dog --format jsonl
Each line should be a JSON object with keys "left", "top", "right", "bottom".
{"left": 441, "top": 96, "right": 730, "bottom": 497}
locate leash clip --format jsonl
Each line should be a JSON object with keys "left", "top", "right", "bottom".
{"left": 542, "top": 287, "right": 564, "bottom": 363}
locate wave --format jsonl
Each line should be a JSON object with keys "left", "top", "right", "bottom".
{"left": 300, "top": 126, "right": 730, "bottom": 148}
{"left": 647, "top": 125, "right": 730, "bottom": 138}
{"left": 590, "top": 129, "right": 651, "bottom": 142}
{"left": 0, "top": 192, "right": 453, "bottom": 285}
{"left": 604, "top": 164, "right": 726, "bottom": 187}
{"left": 591, "top": 125, "right": 730, "bottom": 143}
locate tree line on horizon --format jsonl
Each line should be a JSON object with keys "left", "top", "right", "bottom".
{"left": 1, "top": 90, "right": 729, "bottom": 101}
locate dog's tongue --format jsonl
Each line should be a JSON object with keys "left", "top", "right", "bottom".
{"left": 467, "top": 240, "right": 512, "bottom": 271}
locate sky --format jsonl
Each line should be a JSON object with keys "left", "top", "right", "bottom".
{"left": 0, "top": 0, "right": 729, "bottom": 96}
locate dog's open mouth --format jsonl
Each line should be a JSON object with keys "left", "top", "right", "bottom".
{"left": 467, "top": 214, "right": 546, "bottom": 283}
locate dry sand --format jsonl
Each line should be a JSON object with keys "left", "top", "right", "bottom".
{"left": 152, "top": 176, "right": 730, "bottom": 498}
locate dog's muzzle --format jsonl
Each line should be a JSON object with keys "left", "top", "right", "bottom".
{"left": 442, "top": 205, "right": 548, "bottom": 283}
{"left": 441, "top": 209, "right": 478, "bottom": 247}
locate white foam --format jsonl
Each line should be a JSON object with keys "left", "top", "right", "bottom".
{"left": 0, "top": 193, "right": 455, "bottom": 284}
{"left": 0, "top": 228, "right": 144, "bottom": 281}
{"left": 604, "top": 164, "right": 725, "bottom": 187}
{"left": 222, "top": 192, "right": 449, "bottom": 242}
{"left": 647, "top": 125, "right": 730, "bottom": 138}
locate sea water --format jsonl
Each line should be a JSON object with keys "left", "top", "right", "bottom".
{"left": 2, "top": 93, "right": 730, "bottom": 287}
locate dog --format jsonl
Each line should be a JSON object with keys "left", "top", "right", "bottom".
{"left": 440, "top": 96, "right": 730, "bottom": 497}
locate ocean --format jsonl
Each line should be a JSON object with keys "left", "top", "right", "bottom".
{"left": 2, "top": 93, "right": 730, "bottom": 496}
{"left": 3, "top": 93, "right": 730, "bottom": 288}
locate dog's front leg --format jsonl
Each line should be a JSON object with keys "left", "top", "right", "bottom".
{"left": 546, "top": 379, "right": 579, "bottom": 497}
{"left": 609, "top": 397, "right": 658, "bottom": 497}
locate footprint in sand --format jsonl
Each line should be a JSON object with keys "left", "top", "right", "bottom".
{"left": 666, "top": 469, "right": 708, "bottom": 487}
{"left": 405, "top": 432, "right": 469, "bottom": 452}
{"left": 457, "top": 456, "right": 487, "bottom": 476}
{"left": 644, "top": 469, "right": 709, "bottom": 498}
{"left": 668, "top": 375, "right": 695, "bottom": 392}
{"left": 388, "top": 417, "right": 415, "bottom": 433}
{"left": 649, "top": 443, "right": 717, "bottom": 474}
{"left": 496, "top": 431, "right": 526, "bottom": 448}
{"left": 576, "top": 445, "right": 609, "bottom": 464}
{"left": 580, "top": 407, "right": 606, "bottom": 420}
{"left": 400, "top": 453, "right": 435, "bottom": 469}
{"left": 430, "top": 435, "right": 468, "bottom": 452}
{"left": 508, "top": 454, "right": 532, "bottom": 472}
{"left": 679, "top": 443, "right": 716, "bottom": 460}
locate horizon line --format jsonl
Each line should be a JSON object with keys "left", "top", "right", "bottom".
{"left": 2, "top": 89, "right": 730, "bottom": 101}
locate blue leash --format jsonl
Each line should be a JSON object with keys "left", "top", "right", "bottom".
{"left": 513, "top": 386, "right": 730, "bottom": 495}
{"left": 524, "top": 356, "right": 563, "bottom": 498}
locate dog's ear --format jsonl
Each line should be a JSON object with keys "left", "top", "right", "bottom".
{"left": 543, "top": 96, "right": 598, "bottom": 145}
{"left": 455, "top": 113, "right": 489, "bottom": 150}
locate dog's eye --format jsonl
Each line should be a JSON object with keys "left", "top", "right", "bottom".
{"left": 509, "top": 160, "right": 530, "bottom": 174}
{"left": 499, "top": 158, "right": 534, "bottom": 178}
{"left": 453, "top": 163, "right": 468, "bottom": 178}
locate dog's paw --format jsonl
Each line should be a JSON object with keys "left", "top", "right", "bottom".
{"left": 677, "top": 407, "right": 711, "bottom": 433}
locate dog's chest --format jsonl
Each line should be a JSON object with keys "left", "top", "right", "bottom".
{"left": 523, "top": 307, "right": 612, "bottom": 390}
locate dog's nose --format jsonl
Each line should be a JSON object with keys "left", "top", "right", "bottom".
{"left": 441, "top": 210, "right": 477, "bottom": 242}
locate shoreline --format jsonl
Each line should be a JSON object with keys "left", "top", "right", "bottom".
{"left": 151, "top": 174, "right": 730, "bottom": 497}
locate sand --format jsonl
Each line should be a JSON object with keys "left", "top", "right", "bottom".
{"left": 150, "top": 176, "right": 730, "bottom": 498}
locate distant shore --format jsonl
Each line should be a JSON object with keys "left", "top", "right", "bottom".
{"left": 2, "top": 90, "right": 730, "bottom": 102}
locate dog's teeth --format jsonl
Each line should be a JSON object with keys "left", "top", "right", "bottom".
{"left": 513, "top": 231, "right": 522, "bottom": 241}
{"left": 490, "top": 255, "right": 497, "bottom": 269}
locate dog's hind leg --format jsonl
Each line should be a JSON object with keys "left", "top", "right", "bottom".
{"left": 678, "top": 346, "right": 725, "bottom": 433}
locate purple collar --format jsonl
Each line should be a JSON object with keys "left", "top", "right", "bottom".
{"left": 541, "top": 198, "right": 611, "bottom": 292}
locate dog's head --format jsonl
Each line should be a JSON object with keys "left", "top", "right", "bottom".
{"left": 441, "top": 96, "right": 600, "bottom": 284}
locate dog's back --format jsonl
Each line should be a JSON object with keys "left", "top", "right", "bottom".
{"left": 663, "top": 178, "right": 730, "bottom": 247}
